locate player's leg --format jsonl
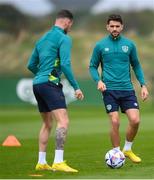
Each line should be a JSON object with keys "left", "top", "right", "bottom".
{"left": 52, "top": 108, "right": 68, "bottom": 163}
{"left": 35, "top": 112, "right": 53, "bottom": 170}
{"left": 125, "top": 109, "right": 140, "bottom": 142}
{"left": 39, "top": 112, "right": 53, "bottom": 152}
{"left": 108, "top": 111, "right": 121, "bottom": 149}
{"left": 102, "top": 90, "right": 120, "bottom": 150}
{"left": 51, "top": 108, "right": 78, "bottom": 172}
{"left": 33, "top": 83, "right": 53, "bottom": 170}
{"left": 123, "top": 108, "right": 141, "bottom": 163}
{"left": 120, "top": 90, "right": 141, "bottom": 163}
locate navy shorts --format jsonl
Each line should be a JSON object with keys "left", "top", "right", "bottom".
{"left": 33, "top": 82, "right": 66, "bottom": 112}
{"left": 102, "top": 90, "right": 139, "bottom": 113}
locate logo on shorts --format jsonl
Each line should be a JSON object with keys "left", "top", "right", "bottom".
{"left": 122, "top": 46, "right": 129, "bottom": 53}
{"left": 134, "top": 102, "right": 138, "bottom": 107}
{"left": 106, "top": 104, "right": 112, "bottom": 111}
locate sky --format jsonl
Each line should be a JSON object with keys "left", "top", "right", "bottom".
{"left": 0, "top": 0, "right": 54, "bottom": 16}
{"left": 91, "top": 0, "right": 154, "bottom": 14}
{"left": 0, "top": 0, "right": 154, "bottom": 16}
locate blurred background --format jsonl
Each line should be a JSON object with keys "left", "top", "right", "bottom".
{"left": 1, "top": 2, "right": 154, "bottom": 178}
{"left": 0, "top": 0, "right": 154, "bottom": 107}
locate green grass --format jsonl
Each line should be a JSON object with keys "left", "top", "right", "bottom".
{"left": 0, "top": 105, "right": 154, "bottom": 179}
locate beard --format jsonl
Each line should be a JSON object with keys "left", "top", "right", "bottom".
{"left": 64, "top": 27, "right": 71, "bottom": 34}
{"left": 64, "top": 29, "right": 68, "bottom": 34}
{"left": 64, "top": 25, "right": 72, "bottom": 34}
{"left": 111, "top": 31, "right": 120, "bottom": 37}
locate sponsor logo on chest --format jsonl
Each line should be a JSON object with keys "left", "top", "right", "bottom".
{"left": 104, "top": 47, "right": 109, "bottom": 52}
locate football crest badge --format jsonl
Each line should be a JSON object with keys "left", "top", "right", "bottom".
{"left": 122, "top": 46, "right": 129, "bottom": 53}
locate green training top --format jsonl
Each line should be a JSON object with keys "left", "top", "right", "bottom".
{"left": 27, "top": 26, "right": 79, "bottom": 90}
{"left": 89, "top": 35, "right": 145, "bottom": 90}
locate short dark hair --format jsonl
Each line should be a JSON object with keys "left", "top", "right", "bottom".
{"left": 107, "top": 14, "right": 123, "bottom": 24}
{"left": 56, "top": 9, "right": 73, "bottom": 20}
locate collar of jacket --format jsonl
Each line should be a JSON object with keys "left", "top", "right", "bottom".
{"left": 52, "top": 26, "right": 65, "bottom": 34}
{"left": 109, "top": 34, "right": 121, "bottom": 41}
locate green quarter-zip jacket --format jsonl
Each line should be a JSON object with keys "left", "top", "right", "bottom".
{"left": 27, "top": 26, "right": 79, "bottom": 90}
{"left": 89, "top": 35, "right": 145, "bottom": 90}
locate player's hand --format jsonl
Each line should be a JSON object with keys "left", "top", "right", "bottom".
{"left": 75, "top": 89, "right": 84, "bottom": 100}
{"left": 141, "top": 85, "right": 149, "bottom": 101}
{"left": 97, "top": 80, "right": 106, "bottom": 92}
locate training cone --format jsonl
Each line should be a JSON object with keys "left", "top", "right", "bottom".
{"left": 2, "top": 135, "right": 21, "bottom": 147}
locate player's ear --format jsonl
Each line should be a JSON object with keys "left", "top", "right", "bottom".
{"left": 106, "top": 24, "right": 109, "bottom": 31}
{"left": 121, "top": 24, "right": 124, "bottom": 31}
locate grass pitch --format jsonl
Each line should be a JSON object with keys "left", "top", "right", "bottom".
{"left": 0, "top": 105, "right": 154, "bottom": 179}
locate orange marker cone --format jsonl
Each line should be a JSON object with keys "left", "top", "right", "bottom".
{"left": 2, "top": 135, "right": 21, "bottom": 147}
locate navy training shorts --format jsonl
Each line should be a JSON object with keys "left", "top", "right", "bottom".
{"left": 33, "top": 82, "right": 66, "bottom": 112}
{"left": 102, "top": 90, "right": 139, "bottom": 113}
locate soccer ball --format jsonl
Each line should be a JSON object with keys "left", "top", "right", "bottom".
{"left": 105, "top": 149, "right": 125, "bottom": 169}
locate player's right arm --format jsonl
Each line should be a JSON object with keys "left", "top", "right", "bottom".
{"left": 27, "top": 46, "right": 39, "bottom": 75}
{"left": 89, "top": 43, "right": 106, "bottom": 92}
{"left": 89, "top": 43, "right": 101, "bottom": 82}
{"left": 97, "top": 80, "right": 106, "bottom": 92}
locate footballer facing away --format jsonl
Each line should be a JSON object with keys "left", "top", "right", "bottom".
{"left": 27, "top": 10, "right": 84, "bottom": 172}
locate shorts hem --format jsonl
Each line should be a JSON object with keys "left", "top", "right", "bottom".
{"left": 122, "top": 107, "right": 139, "bottom": 113}
{"left": 39, "top": 106, "right": 67, "bottom": 113}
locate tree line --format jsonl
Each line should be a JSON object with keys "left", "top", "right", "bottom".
{"left": 0, "top": 4, "right": 154, "bottom": 37}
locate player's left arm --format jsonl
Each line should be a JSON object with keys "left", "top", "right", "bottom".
{"left": 59, "top": 36, "right": 84, "bottom": 100}
{"left": 59, "top": 36, "right": 80, "bottom": 90}
{"left": 141, "top": 85, "right": 149, "bottom": 101}
{"left": 130, "top": 43, "right": 149, "bottom": 101}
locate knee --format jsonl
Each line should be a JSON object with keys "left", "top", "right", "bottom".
{"left": 44, "top": 121, "right": 52, "bottom": 130}
{"left": 59, "top": 119, "right": 69, "bottom": 129}
{"left": 65, "top": 119, "right": 69, "bottom": 128}
{"left": 109, "top": 113, "right": 120, "bottom": 128}
{"left": 59, "top": 111, "right": 69, "bottom": 128}
{"left": 130, "top": 116, "right": 140, "bottom": 127}
{"left": 111, "top": 119, "right": 120, "bottom": 128}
